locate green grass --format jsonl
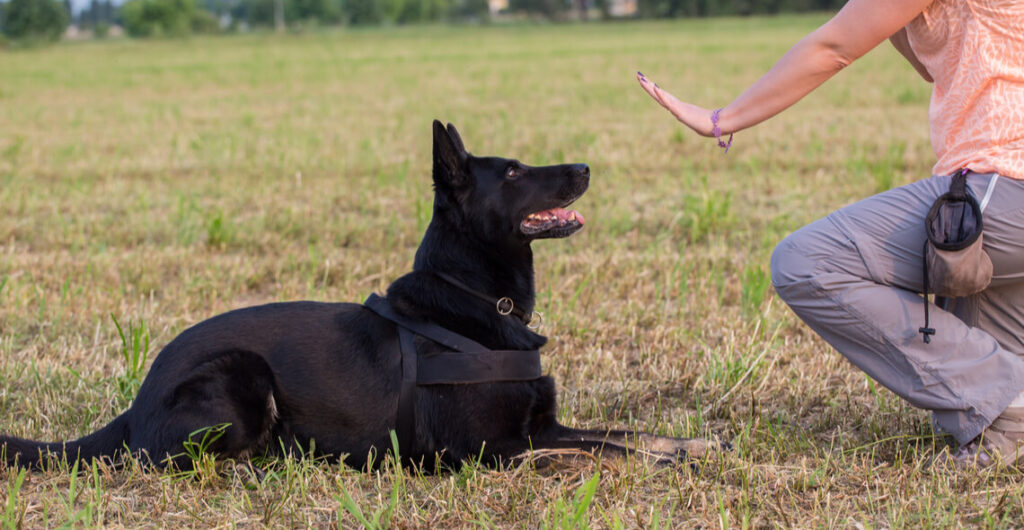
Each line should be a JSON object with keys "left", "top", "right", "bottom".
{"left": 2, "top": 16, "right": 1023, "bottom": 527}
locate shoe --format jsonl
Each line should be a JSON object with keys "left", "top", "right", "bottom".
{"left": 943, "top": 406, "right": 1024, "bottom": 468}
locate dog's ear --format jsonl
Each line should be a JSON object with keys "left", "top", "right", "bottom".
{"left": 446, "top": 123, "right": 467, "bottom": 154}
{"left": 433, "top": 119, "right": 468, "bottom": 188}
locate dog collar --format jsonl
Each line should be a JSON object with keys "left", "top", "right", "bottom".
{"left": 430, "top": 271, "right": 540, "bottom": 328}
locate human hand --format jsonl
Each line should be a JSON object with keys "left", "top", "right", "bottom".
{"left": 636, "top": 71, "right": 715, "bottom": 137}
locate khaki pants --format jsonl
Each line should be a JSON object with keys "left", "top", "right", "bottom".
{"left": 771, "top": 172, "right": 1024, "bottom": 444}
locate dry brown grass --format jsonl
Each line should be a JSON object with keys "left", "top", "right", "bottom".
{"left": 2, "top": 17, "right": 1023, "bottom": 528}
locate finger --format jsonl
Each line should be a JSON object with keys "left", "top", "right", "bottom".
{"left": 649, "top": 86, "right": 672, "bottom": 110}
{"left": 652, "top": 85, "right": 682, "bottom": 111}
{"left": 640, "top": 77, "right": 671, "bottom": 106}
{"left": 637, "top": 75, "right": 669, "bottom": 107}
{"left": 636, "top": 71, "right": 657, "bottom": 92}
{"left": 638, "top": 79, "right": 658, "bottom": 99}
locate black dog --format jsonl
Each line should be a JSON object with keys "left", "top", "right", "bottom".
{"left": 1, "top": 121, "right": 712, "bottom": 471}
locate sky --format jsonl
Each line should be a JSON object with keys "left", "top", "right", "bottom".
{"left": 69, "top": 0, "right": 123, "bottom": 15}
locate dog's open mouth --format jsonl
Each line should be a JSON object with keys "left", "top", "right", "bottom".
{"left": 520, "top": 208, "right": 586, "bottom": 238}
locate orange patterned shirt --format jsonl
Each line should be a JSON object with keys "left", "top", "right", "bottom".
{"left": 906, "top": 0, "right": 1024, "bottom": 179}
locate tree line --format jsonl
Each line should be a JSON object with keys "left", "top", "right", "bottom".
{"left": 1, "top": 0, "right": 844, "bottom": 43}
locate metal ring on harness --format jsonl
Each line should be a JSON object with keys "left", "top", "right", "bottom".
{"left": 527, "top": 311, "right": 543, "bottom": 330}
{"left": 496, "top": 297, "right": 514, "bottom": 316}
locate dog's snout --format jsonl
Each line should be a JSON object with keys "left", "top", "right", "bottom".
{"left": 571, "top": 164, "right": 590, "bottom": 178}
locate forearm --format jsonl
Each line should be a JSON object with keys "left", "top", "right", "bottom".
{"left": 687, "top": 0, "right": 935, "bottom": 136}
{"left": 714, "top": 32, "right": 853, "bottom": 135}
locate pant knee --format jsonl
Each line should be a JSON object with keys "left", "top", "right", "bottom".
{"left": 770, "top": 230, "right": 817, "bottom": 291}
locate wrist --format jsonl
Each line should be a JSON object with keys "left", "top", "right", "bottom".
{"left": 711, "top": 108, "right": 734, "bottom": 153}
{"left": 676, "top": 105, "right": 716, "bottom": 137}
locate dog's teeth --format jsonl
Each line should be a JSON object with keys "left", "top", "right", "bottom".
{"left": 569, "top": 211, "right": 577, "bottom": 221}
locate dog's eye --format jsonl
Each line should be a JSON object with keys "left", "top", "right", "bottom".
{"left": 505, "top": 167, "right": 518, "bottom": 180}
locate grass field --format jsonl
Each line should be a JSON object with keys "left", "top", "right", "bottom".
{"left": 2, "top": 16, "right": 1022, "bottom": 527}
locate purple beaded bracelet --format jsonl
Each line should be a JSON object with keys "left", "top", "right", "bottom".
{"left": 711, "top": 108, "right": 733, "bottom": 154}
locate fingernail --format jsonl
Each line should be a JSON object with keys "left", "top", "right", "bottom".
{"left": 637, "top": 71, "right": 646, "bottom": 78}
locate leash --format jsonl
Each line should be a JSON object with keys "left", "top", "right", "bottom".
{"left": 362, "top": 293, "right": 543, "bottom": 458}
{"left": 431, "top": 271, "right": 541, "bottom": 327}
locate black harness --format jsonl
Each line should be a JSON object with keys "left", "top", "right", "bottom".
{"left": 362, "top": 293, "right": 543, "bottom": 455}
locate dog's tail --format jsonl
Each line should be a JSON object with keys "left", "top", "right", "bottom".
{"left": 1, "top": 412, "right": 130, "bottom": 470}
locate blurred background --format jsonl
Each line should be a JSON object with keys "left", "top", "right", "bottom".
{"left": 0, "top": 0, "right": 849, "bottom": 42}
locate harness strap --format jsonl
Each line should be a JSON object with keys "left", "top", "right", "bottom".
{"left": 362, "top": 293, "right": 542, "bottom": 457}
{"left": 365, "top": 293, "right": 489, "bottom": 352}
{"left": 396, "top": 326, "right": 417, "bottom": 456}
{"left": 418, "top": 350, "right": 542, "bottom": 384}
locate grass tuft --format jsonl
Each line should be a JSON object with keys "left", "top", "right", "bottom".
{"left": 111, "top": 315, "right": 150, "bottom": 405}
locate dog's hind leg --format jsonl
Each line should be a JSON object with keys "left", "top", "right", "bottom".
{"left": 129, "top": 350, "right": 280, "bottom": 469}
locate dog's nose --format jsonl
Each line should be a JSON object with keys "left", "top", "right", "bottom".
{"left": 572, "top": 164, "right": 590, "bottom": 178}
